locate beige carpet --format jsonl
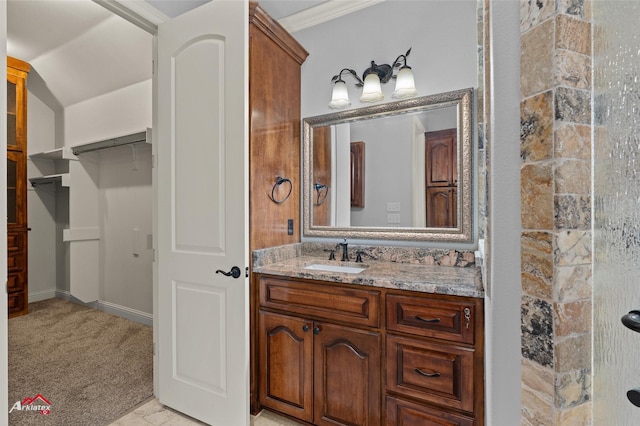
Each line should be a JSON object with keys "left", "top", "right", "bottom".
{"left": 8, "top": 298, "right": 153, "bottom": 425}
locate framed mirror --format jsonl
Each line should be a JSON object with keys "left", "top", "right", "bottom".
{"left": 302, "top": 87, "right": 474, "bottom": 243}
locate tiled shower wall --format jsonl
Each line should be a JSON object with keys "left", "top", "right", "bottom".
{"left": 520, "top": 0, "right": 593, "bottom": 424}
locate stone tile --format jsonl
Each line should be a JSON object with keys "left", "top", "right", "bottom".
{"left": 555, "top": 401, "right": 592, "bottom": 425}
{"left": 522, "top": 295, "right": 554, "bottom": 367}
{"left": 521, "top": 91, "right": 553, "bottom": 162}
{"left": 522, "top": 367, "right": 554, "bottom": 425}
{"left": 555, "top": 87, "right": 591, "bottom": 124}
{"left": 254, "top": 410, "right": 305, "bottom": 425}
{"left": 554, "top": 230, "right": 592, "bottom": 266}
{"left": 555, "top": 159, "right": 590, "bottom": 194}
{"left": 555, "top": 300, "right": 591, "bottom": 337}
{"left": 555, "top": 124, "right": 591, "bottom": 160}
{"left": 555, "top": 333, "right": 591, "bottom": 373}
{"left": 555, "top": 369, "right": 591, "bottom": 409}
{"left": 555, "top": 264, "right": 592, "bottom": 302}
{"left": 521, "top": 231, "right": 553, "bottom": 300}
{"left": 556, "top": 14, "right": 591, "bottom": 55}
{"left": 521, "top": 19, "right": 554, "bottom": 97}
{"left": 522, "top": 357, "right": 554, "bottom": 404}
{"left": 554, "top": 194, "right": 591, "bottom": 230}
{"left": 555, "top": 49, "right": 591, "bottom": 89}
{"left": 557, "top": 0, "right": 587, "bottom": 17}
{"left": 521, "top": 162, "right": 554, "bottom": 230}
{"left": 108, "top": 399, "right": 305, "bottom": 426}
{"left": 520, "top": 0, "right": 555, "bottom": 32}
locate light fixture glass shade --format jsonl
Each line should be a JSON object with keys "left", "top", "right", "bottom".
{"left": 329, "top": 80, "right": 351, "bottom": 109}
{"left": 392, "top": 67, "right": 417, "bottom": 99}
{"left": 359, "top": 73, "right": 384, "bottom": 103}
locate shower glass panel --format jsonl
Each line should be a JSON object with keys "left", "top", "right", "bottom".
{"left": 593, "top": 1, "right": 640, "bottom": 423}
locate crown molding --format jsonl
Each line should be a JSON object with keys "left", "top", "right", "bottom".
{"left": 278, "top": 0, "right": 385, "bottom": 33}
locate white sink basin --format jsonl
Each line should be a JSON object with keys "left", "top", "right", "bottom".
{"left": 304, "top": 263, "right": 366, "bottom": 274}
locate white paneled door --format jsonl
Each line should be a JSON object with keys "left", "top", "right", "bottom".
{"left": 155, "top": 1, "right": 249, "bottom": 425}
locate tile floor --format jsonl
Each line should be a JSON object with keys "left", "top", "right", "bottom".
{"left": 109, "top": 398, "right": 305, "bottom": 426}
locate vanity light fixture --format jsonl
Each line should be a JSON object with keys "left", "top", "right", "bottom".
{"left": 328, "top": 48, "right": 416, "bottom": 109}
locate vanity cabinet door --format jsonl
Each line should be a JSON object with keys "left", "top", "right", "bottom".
{"left": 314, "top": 322, "right": 381, "bottom": 426}
{"left": 259, "top": 311, "right": 313, "bottom": 423}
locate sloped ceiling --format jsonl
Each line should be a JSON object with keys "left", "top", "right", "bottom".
{"left": 6, "top": 0, "right": 367, "bottom": 110}
{"left": 8, "top": 0, "right": 153, "bottom": 109}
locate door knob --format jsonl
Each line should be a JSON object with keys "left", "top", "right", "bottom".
{"left": 622, "top": 310, "right": 640, "bottom": 333}
{"left": 215, "top": 266, "right": 242, "bottom": 279}
{"left": 628, "top": 388, "right": 640, "bottom": 407}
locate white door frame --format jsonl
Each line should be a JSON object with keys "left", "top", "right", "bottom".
{"left": 0, "top": 2, "right": 9, "bottom": 421}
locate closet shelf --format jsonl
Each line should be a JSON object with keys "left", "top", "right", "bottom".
{"left": 29, "top": 147, "right": 76, "bottom": 161}
{"left": 71, "top": 130, "right": 148, "bottom": 155}
{"left": 29, "top": 173, "right": 70, "bottom": 187}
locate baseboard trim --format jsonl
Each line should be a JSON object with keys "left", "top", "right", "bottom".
{"left": 97, "top": 300, "right": 153, "bottom": 327}
{"left": 29, "top": 289, "right": 57, "bottom": 303}
{"left": 55, "top": 290, "right": 98, "bottom": 309}
{"left": 54, "top": 290, "right": 152, "bottom": 326}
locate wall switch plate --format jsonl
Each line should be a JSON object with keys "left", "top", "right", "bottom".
{"left": 287, "top": 219, "right": 294, "bottom": 235}
{"left": 387, "top": 202, "right": 401, "bottom": 212}
{"left": 387, "top": 213, "right": 401, "bottom": 224}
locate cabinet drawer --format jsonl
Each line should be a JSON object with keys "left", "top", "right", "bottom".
{"left": 386, "top": 396, "right": 475, "bottom": 426}
{"left": 8, "top": 251, "right": 25, "bottom": 272}
{"left": 7, "top": 232, "right": 24, "bottom": 251}
{"left": 259, "top": 276, "right": 380, "bottom": 327}
{"left": 7, "top": 271, "right": 25, "bottom": 292}
{"left": 386, "top": 294, "right": 476, "bottom": 344}
{"left": 8, "top": 291, "right": 25, "bottom": 314}
{"left": 386, "top": 335, "right": 474, "bottom": 413}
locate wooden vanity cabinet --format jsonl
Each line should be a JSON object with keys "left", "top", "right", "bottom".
{"left": 258, "top": 275, "right": 381, "bottom": 425}
{"left": 256, "top": 274, "right": 484, "bottom": 426}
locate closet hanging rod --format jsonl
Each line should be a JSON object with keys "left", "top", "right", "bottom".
{"left": 71, "top": 130, "right": 147, "bottom": 155}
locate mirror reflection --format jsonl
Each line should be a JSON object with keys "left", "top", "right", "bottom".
{"left": 303, "top": 88, "right": 474, "bottom": 243}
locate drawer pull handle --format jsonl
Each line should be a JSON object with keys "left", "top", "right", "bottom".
{"left": 414, "top": 315, "right": 440, "bottom": 323}
{"left": 414, "top": 368, "right": 441, "bottom": 378}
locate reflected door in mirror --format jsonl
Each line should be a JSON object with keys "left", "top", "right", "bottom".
{"left": 425, "top": 129, "right": 457, "bottom": 228}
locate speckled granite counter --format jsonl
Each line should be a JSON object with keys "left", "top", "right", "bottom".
{"left": 253, "top": 243, "right": 484, "bottom": 298}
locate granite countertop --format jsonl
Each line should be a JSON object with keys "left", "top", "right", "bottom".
{"left": 253, "top": 255, "right": 484, "bottom": 298}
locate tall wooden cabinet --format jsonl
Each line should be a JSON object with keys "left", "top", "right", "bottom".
{"left": 425, "top": 128, "right": 457, "bottom": 228}
{"left": 7, "top": 57, "right": 30, "bottom": 318}
{"left": 248, "top": 2, "right": 308, "bottom": 412}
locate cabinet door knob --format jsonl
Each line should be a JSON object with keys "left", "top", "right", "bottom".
{"left": 302, "top": 324, "right": 310, "bottom": 332}
{"left": 313, "top": 326, "right": 321, "bottom": 335}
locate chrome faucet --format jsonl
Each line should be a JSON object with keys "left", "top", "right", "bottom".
{"left": 336, "top": 239, "right": 349, "bottom": 261}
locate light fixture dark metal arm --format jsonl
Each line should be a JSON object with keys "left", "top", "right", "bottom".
{"left": 331, "top": 68, "right": 364, "bottom": 87}
{"left": 391, "top": 47, "right": 413, "bottom": 70}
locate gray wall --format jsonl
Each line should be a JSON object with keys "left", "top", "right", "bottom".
{"left": 294, "top": 1, "right": 478, "bottom": 117}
